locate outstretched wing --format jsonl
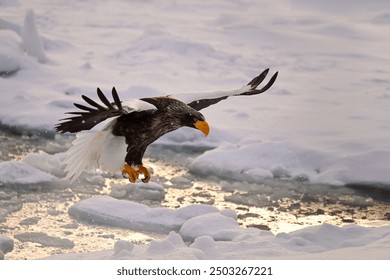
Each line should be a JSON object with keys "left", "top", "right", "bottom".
{"left": 183, "top": 68, "right": 278, "bottom": 111}
{"left": 55, "top": 87, "right": 125, "bottom": 133}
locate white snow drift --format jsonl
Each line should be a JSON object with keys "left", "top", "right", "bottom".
{"left": 52, "top": 195, "right": 390, "bottom": 260}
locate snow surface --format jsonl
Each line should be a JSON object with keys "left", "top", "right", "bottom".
{"left": 0, "top": 0, "right": 389, "bottom": 186}
{"left": 0, "top": 235, "right": 14, "bottom": 260}
{"left": 1, "top": 0, "right": 390, "bottom": 260}
{"left": 50, "top": 195, "right": 390, "bottom": 260}
{"left": 0, "top": 160, "right": 54, "bottom": 185}
{"left": 69, "top": 195, "right": 222, "bottom": 234}
{"left": 189, "top": 141, "right": 390, "bottom": 186}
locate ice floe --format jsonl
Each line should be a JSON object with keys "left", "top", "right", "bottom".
{"left": 68, "top": 195, "right": 220, "bottom": 234}
{"left": 0, "top": 161, "right": 54, "bottom": 185}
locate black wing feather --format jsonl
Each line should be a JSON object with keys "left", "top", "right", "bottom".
{"left": 187, "top": 68, "right": 278, "bottom": 111}
{"left": 112, "top": 87, "right": 123, "bottom": 111}
{"left": 55, "top": 87, "right": 125, "bottom": 133}
{"left": 73, "top": 103, "right": 98, "bottom": 112}
{"left": 97, "top": 88, "right": 113, "bottom": 108}
{"left": 81, "top": 94, "right": 106, "bottom": 111}
{"left": 241, "top": 70, "right": 278, "bottom": 96}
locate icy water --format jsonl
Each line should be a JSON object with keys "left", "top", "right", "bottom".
{"left": 0, "top": 129, "right": 389, "bottom": 259}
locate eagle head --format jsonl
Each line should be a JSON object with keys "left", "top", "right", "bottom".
{"left": 167, "top": 99, "right": 209, "bottom": 136}
{"left": 183, "top": 110, "right": 210, "bottom": 136}
{"left": 140, "top": 96, "right": 210, "bottom": 136}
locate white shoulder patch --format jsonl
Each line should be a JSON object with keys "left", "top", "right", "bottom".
{"left": 122, "top": 99, "right": 157, "bottom": 111}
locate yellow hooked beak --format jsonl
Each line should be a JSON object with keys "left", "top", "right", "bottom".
{"left": 194, "top": 120, "right": 210, "bottom": 136}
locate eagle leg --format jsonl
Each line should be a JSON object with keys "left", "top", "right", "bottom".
{"left": 136, "top": 165, "right": 151, "bottom": 183}
{"left": 122, "top": 164, "right": 139, "bottom": 183}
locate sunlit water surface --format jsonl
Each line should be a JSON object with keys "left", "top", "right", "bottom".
{"left": 1, "top": 130, "right": 389, "bottom": 259}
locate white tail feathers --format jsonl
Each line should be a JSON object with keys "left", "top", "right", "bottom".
{"left": 64, "top": 128, "right": 127, "bottom": 182}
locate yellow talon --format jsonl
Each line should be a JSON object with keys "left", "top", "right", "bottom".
{"left": 122, "top": 164, "right": 138, "bottom": 183}
{"left": 136, "top": 164, "right": 151, "bottom": 183}
{"left": 121, "top": 164, "right": 151, "bottom": 183}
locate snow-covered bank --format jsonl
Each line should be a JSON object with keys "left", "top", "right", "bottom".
{"left": 189, "top": 141, "right": 390, "bottom": 186}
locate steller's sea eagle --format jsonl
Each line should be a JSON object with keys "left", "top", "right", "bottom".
{"left": 55, "top": 68, "right": 278, "bottom": 183}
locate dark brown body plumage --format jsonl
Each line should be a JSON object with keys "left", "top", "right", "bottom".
{"left": 111, "top": 97, "right": 205, "bottom": 165}
{"left": 54, "top": 68, "right": 278, "bottom": 182}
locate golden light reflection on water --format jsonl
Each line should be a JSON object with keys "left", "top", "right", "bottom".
{"left": 147, "top": 158, "right": 390, "bottom": 234}
{"left": 2, "top": 154, "right": 390, "bottom": 260}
